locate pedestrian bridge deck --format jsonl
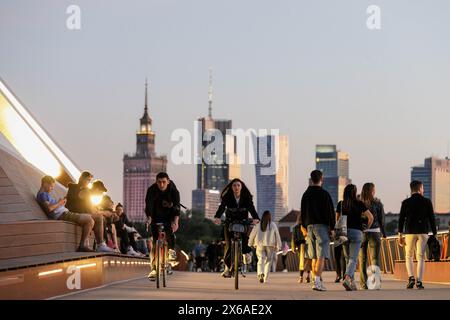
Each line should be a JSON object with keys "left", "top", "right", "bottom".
{"left": 56, "top": 271, "right": 450, "bottom": 300}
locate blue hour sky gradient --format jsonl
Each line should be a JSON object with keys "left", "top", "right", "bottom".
{"left": 1, "top": 0, "right": 450, "bottom": 213}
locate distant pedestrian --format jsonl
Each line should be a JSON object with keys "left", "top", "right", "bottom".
{"left": 292, "top": 215, "right": 312, "bottom": 283}
{"left": 398, "top": 180, "right": 437, "bottom": 290}
{"left": 300, "top": 170, "right": 336, "bottom": 291}
{"left": 281, "top": 242, "right": 289, "bottom": 272}
{"left": 337, "top": 184, "right": 374, "bottom": 291}
{"left": 248, "top": 210, "right": 282, "bottom": 283}
{"left": 359, "top": 183, "right": 386, "bottom": 289}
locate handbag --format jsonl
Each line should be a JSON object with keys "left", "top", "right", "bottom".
{"left": 334, "top": 202, "right": 348, "bottom": 247}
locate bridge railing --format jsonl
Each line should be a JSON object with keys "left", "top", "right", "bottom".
{"left": 277, "top": 230, "right": 450, "bottom": 273}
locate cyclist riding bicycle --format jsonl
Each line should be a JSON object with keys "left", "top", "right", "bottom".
{"left": 145, "top": 172, "right": 180, "bottom": 281}
{"left": 214, "top": 178, "right": 260, "bottom": 278}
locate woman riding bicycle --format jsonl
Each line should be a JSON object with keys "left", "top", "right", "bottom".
{"left": 214, "top": 178, "right": 260, "bottom": 278}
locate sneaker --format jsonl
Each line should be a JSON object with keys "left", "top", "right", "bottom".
{"left": 407, "top": 276, "right": 415, "bottom": 289}
{"left": 169, "top": 260, "right": 180, "bottom": 267}
{"left": 127, "top": 247, "right": 142, "bottom": 257}
{"left": 147, "top": 269, "right": 157, "bottom": 281}
{"left": 258, "top": 274, "right": 264, "bottom": 283}
{"left": 77, "top": 245, "right": 94, "bottom": 253}
{"left": 343, "top": 277, "right": 353, "bottom": 291}
{"left": 416, "top": 281, "right": 425, "bottom": 290}
{"left": 221, "top": 270, "right": 231, "bottom": 278}
{"left": 241, "top": 266, "right": 247, "bottom": 277}
{"left": 96, "top": 242, "right": 115, "bottom": 253}
{"left": 335, "top": 276, "right": 341, "bottom": 283}
{"left": 282, "top": 269, "right": 288, "bottom": 273}
{"left": 313, "top": 281, "right": 327, "bottom": 291}
{"left": 168, "top": 249, "right": 177, "bottom": 261}
{"left": 298, "top": 276, "right": 303, "bottom": 283}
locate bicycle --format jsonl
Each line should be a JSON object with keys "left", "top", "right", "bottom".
{"left": 222, "top": 218, "right": 253, "bottom": 290}
{"left": 154, "top": 222, "right": 169, "bottom": 289}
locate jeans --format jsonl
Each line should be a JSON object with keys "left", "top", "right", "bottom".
{"left": 256, "top": 246, "right": 276, "bottom": 280}
{"left": 343, "top": 228, "right": 363, "bottom": 280}
{"left": 359, "top": 232, "right": 381, "bottom": 287}
{"left": 405, "top": 234, "right": 429, "bottom": 281}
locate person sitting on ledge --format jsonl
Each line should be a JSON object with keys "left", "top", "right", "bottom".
{"left": 36, "top": 175, "right": 95, "bottom": 252}
{"left": 114, "top": 203, "right": 144, "bottom": 257}
{"left": 98, "top": 194, "right": 120, "bottom": 253}
{"left": 65, "top": 171, "right": 114, "bottom": 252}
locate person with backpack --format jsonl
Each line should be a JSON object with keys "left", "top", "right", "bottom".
{"left": 145, "top": 172, "right": 181, "bottom": 281}
{"left": 248, "top": 210, "right": 282, "bottom": 283}
{"left": 398, "top": 180, "right": 437, "bottom": 289}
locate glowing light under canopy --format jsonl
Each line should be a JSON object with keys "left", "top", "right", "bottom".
{"left": 0, "top": 78, "right": 80, "bottom": 181}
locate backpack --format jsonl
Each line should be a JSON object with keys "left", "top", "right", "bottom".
{"left": 427, "top": 235, "right": 441, "bottom": 261}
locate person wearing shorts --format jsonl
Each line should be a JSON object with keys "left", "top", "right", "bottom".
{"left": 300, "top": 170, "right": 335, "bottom": 291}
{"left": 37, "top": 175, "right": 95, "bottom": 252}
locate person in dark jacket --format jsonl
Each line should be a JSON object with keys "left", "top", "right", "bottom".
{"left": 214, "top": 178, "right": 260, "bottom": 278}
{"left": 398, "top": 180, "right": 437, "bottom": 290}
{"left": 145, "top": 172, "right": 181, "bottom": 281}
{"left": 114, "top": 203, "right": 143, "bottom": 256}
{"left": 65, "top": 171, "right": 114, "bottom": 252}
{"left": 300, "top": 170, "right": 335, "bottom": 291}
{"left": 359, "top": 183, "right": 386, "bottom": 289}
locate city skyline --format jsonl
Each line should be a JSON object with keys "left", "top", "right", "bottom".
{"left": 1, "top": 1, "right": 450, "bottom": 213}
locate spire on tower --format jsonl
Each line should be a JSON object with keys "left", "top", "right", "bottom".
{"left": 140, "top": 78, "right": 152, "bottom": 133}
{"left": 144, "top": 78, "right": 148, "bottom": 116}
{"left": 208, "top": 67, "right": 213, "bottom": 118}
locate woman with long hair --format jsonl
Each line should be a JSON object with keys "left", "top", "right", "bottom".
{"left": 248, "top": 210, "right": 282, "bottom": 283}
{"left": 336, "top": 184, "right": 374, "bottom": 291}
{"left": 359, "top": 183, "right": 386, "bottom": 289}
{"left": 214, "top": 178, "right": 260, "bottom": 278}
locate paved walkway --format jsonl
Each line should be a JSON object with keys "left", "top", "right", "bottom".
{"left": 57, "top": 271, "right": 450, "bottom": 300}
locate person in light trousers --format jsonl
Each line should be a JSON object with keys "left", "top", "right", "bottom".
{"left": 248, "top": 210, "right": 282, "bottom": 283}
{"left": 398, "top": 180, "right": 437, "bottom": 290}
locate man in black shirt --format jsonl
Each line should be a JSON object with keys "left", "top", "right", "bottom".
{"left": 145, "top": 172, "right": 180, "bottom": 281}
{"left": 398, "top": 180, "right": 437, "bottom": 289}
{"left": 300, "top": 170, "right": 335, "bottom": 291}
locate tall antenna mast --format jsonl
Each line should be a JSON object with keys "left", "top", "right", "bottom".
{"left": 208, "top": 67, "right": 213, "bottom": 118}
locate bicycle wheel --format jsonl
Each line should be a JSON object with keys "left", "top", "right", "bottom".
{"left": 162, "top": 243, "right": 167, "bottom": 288}
{"left": 156, "top": 240, "right": 161, "bottom": 289}
{"left": 234, "top": 239, "right": 239, "bottom": 290}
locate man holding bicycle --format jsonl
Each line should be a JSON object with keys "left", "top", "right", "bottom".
{"left": 145, "top": 172, "right": 180, "bottom": 281}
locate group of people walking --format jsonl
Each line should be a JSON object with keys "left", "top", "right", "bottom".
{"left": 213, "top": 170, "right": 438, "bottom": 291}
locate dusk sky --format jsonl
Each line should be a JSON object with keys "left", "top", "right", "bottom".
{"left": 1, "top": 0, "right": 450, "bottom": 213}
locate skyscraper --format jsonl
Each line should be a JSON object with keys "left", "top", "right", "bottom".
{"left": 254, "top": 134, "right": 289, "bottom": 222}
{"left": 192, "top": 69, "right": 240, "bottom": 220}
{"left": 315, "top": 144, "right": 351, "bottom": 207}
{"left": 411, "top": 157, "right": 450, "bottom": 214}
{"left": 123, "top": 80, "right": 167, "bottom": 222}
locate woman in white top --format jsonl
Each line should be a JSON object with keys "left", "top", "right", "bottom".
{"left": 248, "top": 210, "right": 282, "bottom": 283}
